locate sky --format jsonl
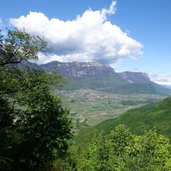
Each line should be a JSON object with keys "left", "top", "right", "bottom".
{"left": 0, "top": 0, "right": 171, "bottom": 85}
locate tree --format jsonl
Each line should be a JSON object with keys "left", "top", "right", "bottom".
{"left": 126, "top": 130, "right": 171, "bottom": 170}
{"left": 74, "top": 125, "right": 171, "bottom": 171}
{"left": 0, "top": 29, "right": 72, "bottom": 170}
{"left": 0, "top": 29, "right": 47, "bottom": 66}
{"left": 0, "top": 29, "right": 47, "bottom": 95}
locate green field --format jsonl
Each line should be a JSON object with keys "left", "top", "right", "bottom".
{"left": 56, "top": 89, "right": 166, "bottom": 128}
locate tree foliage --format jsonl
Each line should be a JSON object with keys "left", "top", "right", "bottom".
{"left": 0, "top": 29, "right": 47, "bottom": 66}
{"left": 0, "top": 29, "right": 72, "bottom": 171}
{"left": 73, "top": 125, "right": 171, "bottom": 171}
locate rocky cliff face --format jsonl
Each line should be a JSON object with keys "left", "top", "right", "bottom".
{"left": 118, "top": 71, "right": 151, "bottom": 84}
{"left": 19, "top": 61, "right": 151, "bottom": 83}
{"left": 41, "top": 61, "right": 151, "bottom": 83}
{"left": 41, "top": 61, "right": 116, "bottom": 77}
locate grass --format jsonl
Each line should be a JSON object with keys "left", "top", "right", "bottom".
{"left": 74, "top": 96, "right": 171, "bottom": 145}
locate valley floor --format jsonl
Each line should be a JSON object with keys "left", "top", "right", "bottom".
{"left": 56, "top": 89, "right": 166, "bottom": 127}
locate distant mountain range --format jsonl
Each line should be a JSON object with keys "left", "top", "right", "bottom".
{"left": 18, "top": 61, "right": 171, "bottom": 95}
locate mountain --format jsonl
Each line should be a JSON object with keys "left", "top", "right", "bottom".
{"left": 75, "top": 96, "right": 171, "bottom": 144}
{"left": 41, "top": 61, "right": 116, "bottom": 77}
{"left": 17, "top": 61, "right": 171, "bottom": 95}
{"left": 40, "top": 61, "right": 171, "bottom": 95}
{"left": 118, "top": 71, "right": 151, "bottom": 83}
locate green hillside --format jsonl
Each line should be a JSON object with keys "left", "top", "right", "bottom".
{"left": 75, "top": 96, "right": 171, "bottom": 144}
{"left": 62, "top": 76, "right": 128, "bottom": 92}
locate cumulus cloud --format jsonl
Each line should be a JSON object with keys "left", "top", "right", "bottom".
{"left": 10, "top": 0, "right": 143, "bottom": 65}
{"left": 149, "top": 73, "right": 171, "bottom": 86}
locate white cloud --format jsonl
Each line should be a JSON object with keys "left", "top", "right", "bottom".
{"left": 10, "top": 0, "right": 143, "bottom": 65}
{"left": 149, "top": 73, "right": 171, "bottom": 86}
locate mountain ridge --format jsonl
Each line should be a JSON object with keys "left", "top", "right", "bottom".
{"left": 40, "top": 61, "right": 151, "bottom": 83}
{"left": 118, "top": 71, "right": 151, "bottom": 84}
{"left": 41, "top": 61, "right": 116, "bottom": 77}
{"left": 18, "top": 60, "right": 171, "bottom": 95}
{"left": 21, "top": 60, "right": 152, "bottom": 83}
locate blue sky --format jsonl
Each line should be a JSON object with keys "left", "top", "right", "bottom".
{"left": 0, "top": 0, "right": 171, "bottom": 85}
